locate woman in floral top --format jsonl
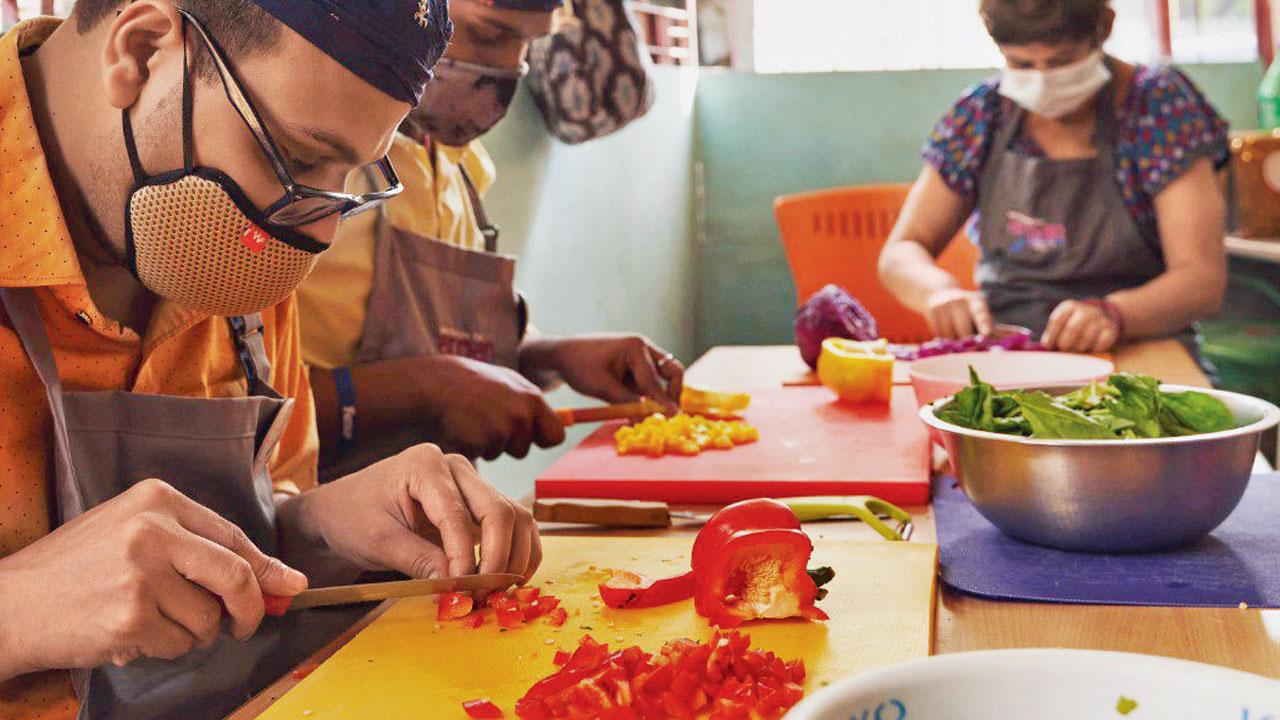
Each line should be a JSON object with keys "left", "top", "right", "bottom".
{"left": 879, "top": 0, "right": 1229, "bottom": 355}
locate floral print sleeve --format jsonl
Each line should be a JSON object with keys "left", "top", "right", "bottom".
{"left": 1121, "top": 65, "right": 1230, "bottom": 200}
{"left": 922, "top": 80, "right": 1003, "bottom": 200}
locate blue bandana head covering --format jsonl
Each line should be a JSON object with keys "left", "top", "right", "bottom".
{"left": 485, "top": 0, "right": 564, "bottom": 11}
{"left": 250, "top": 0, "right": 453, "bottom": 105}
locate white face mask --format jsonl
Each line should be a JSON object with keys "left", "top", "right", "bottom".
{"left": 998, "top": 50, "right": 1111, "bottom": 119}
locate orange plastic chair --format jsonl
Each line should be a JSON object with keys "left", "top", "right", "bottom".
{"left": 774, "top": 183, "right": 979, "bottom": 344}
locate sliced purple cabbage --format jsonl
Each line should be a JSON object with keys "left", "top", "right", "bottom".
{"left": 794, "top": 284, "right": 880, "bottom": 368}
{"left": 893, "top": 328, "right": 1044, "bottom": 361}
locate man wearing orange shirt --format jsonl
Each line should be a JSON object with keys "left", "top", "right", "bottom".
{"left": 0, "top": 2, "right": 541, "bottom": 718}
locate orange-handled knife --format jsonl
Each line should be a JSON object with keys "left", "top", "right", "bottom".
{"left": 263, "top": 573, "right": 523, "bottom": 616}
{"left": 555, "top": 397, "right": 668, "bottom": 427}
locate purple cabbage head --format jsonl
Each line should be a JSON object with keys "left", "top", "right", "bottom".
{"left": 794, "top": 284, "right": 880, "bottom": 369}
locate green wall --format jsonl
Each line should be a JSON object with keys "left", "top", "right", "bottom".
{"left": 693, "top": 62, "right": 1266, "bottom": 353}
{"left": 472, "top": 66, "right": 699, "bottom": 496}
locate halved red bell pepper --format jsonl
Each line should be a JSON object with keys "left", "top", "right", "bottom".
{"left": 694, "top": 526, "right": 828, "bottom": 628}
{"left": 597, "top": 570, "right": 696, "bottom": 609}
{"left": 691, "top": 499, "right": 801, "bottom": 573}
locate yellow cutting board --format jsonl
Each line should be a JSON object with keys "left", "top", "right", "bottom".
{"left": 258, "top": 536, "right": 937, "bottom": 719}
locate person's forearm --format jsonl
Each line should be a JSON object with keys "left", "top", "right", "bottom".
{"left": 879, "top": 240, "right": 962, "bottom": 314}
{"left": 0, "top": 562, "right": 40, "bottom": 681}
{"left": 517, "top": 336, "right": 564, "bottom": 389}
{"left": 1108, "top": 266, "right": 1225, "bottom": 340}
{"left": 311, "top": 359, "right": 435, "bottom": 466}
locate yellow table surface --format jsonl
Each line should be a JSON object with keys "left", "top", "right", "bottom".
{"left": 258, "top": 535, "right": 937, "bottom": 718}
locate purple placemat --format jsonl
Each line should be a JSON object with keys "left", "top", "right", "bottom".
{"left": 934, "top": 472, "right": 1280, "bottom": 607}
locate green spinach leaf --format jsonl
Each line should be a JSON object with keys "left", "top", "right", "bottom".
{"left": 1161, "top": 391, "right": 1234, "bottom": 434}
{"left": 1013, "top": 391, "right": 1116, "bottom": 440}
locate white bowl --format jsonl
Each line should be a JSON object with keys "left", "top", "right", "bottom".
{"left": 908, "top": 351, "right": 1115, "bottom": 408}
{"left": 786, "top": 649, "right": 1280, "bottom": 720}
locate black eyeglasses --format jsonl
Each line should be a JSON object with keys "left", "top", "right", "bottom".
{"left": 177, "top": 8, "right": 403, "bottom": 227}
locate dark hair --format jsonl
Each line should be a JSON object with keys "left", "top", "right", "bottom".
{"left": 979, "top": 0, "right": 1110, "bottom": 45}
{"left": 72, "top": 0, "right": 281, "bottom": 77}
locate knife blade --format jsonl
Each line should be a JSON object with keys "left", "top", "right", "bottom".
{"left": 265, "top": 573, "right": 523, "bottom": 615}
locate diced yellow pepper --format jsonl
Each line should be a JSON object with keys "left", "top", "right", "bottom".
{"left": 612, "top": 412, "right": 760, "bottom": 457}
{"left": 816, "top": 337, "right": 894, "bottom": 405}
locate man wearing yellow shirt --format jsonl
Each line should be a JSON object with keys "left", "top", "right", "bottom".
{"left": 0, "top": 3, "right": 540, "bottom": 718}
{"left": 298, "top": 0, "right": 685, "bottom": 469}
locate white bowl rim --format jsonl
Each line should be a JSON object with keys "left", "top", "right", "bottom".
{"left": 787, "top": 648, "right": 1280, "bottom": 717}
{"left": 907, "top": 350, "right": 1115, "bottom": 386}
{"left": 919, "top": 383, "right": 1280, "bottom": 447}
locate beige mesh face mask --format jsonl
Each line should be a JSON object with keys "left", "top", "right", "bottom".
{"left": 126, "top": 170, "right": 323, "bottom": 317}
{"left": 122, "top": 47, "right": 325, "bottom": 318}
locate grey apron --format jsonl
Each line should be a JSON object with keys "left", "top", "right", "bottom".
{"left": 0, "top": 287, "right": 291, "bottom": 720}
{"left": 356, "top": 168, "right": 523, "bottom": 369}
{"left": 975, "top": 73, "right": 1168, "bottom": 337}
{"left": 321, "top": 169, "right": 525, "bottom": 477}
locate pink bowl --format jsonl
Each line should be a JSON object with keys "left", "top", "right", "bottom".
{"left": 908, "top": 351, "right": 1116, "bottom": 408}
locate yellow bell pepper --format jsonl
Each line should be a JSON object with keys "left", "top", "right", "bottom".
{"left": 679, "top": 383, "right": 751, "bottom": 419}
{"left": 816, "top": 337, "right": 894, "bottom": 405}
{"left": 614, "top": 413, "right": 760, "bottom": 457}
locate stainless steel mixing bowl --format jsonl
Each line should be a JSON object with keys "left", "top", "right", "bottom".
{"left": 920, "top": 384, "right": 1280, "bottom": 552}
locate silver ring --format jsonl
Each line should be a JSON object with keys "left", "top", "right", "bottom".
{"left": 656, "top": 353, "right": 675, "bottom": 369}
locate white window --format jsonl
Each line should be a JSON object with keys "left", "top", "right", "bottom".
{"left": 742, "top": 0, "right": 1260, "bottom": 74}
{"left": 1168, "top": 0, "right": 1260, "bottom": 64}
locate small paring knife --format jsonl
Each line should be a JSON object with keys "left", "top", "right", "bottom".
{"left": 555, "top": 398, "right": 669, "bottom": 427}
{"left": 533, "top": 496, "right": 913, "bottom": 541}
{"left": 263, "top": 573, "right": 523, "bottom": 615}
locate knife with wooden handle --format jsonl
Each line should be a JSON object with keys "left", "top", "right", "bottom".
{"left": 263, "top": 573, "right": 523, "bottom": 615}
{"left": 534, "top": 497, "right": 913, "bottom": 541}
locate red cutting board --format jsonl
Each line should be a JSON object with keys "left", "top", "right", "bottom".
{"left": 536, "top": 386, "right": 930, "bottom": 505}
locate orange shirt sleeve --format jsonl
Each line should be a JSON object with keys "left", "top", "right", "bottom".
{"left": 265, "top": 294, "right": 319, "bottom": 495}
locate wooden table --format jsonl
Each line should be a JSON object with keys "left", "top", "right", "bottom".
{"left": 230, "top": 339, "right": 1280, "bottom": 718}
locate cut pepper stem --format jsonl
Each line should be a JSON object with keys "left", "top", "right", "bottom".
{"left": 807, "top": 566, "right": 836, "bottom": 588}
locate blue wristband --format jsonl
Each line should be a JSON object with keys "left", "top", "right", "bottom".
{"left": 332, "top": 367, "right": 357, "bottom": 456}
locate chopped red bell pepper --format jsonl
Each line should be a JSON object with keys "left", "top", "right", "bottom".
{"left": 495, "top": 603, "right": 525, "bottom": 629}
{"left": 692, "top": 501, "right": 828, "bottom": 628}
{"left": 597, "top": 570, "right": 696, "bottom": 609}
{"left": 514, "top": 587, "right": 541, "bottom": 604}
{"left": 514, "top": 632, "right": 806, "bottom": 720}
{"left": 545, "top": 607, "right": 568, "bottom": 627}
{"left": 460, "top": 611, "right": 485, "bottom": 629}
{"left": 462, "top": 697, "right": 505, "bottom": 718}
{"left": 691, "top": 499, "right": 801, "bottom": 574}
{"left": 437, "top": 591, "right": 474, "bottom": 621}
{"left": 523, "top": 594, "right": 559, "bottom": 622}
{"left": 513, "top": 698, "right": 552, "bottom": 720}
